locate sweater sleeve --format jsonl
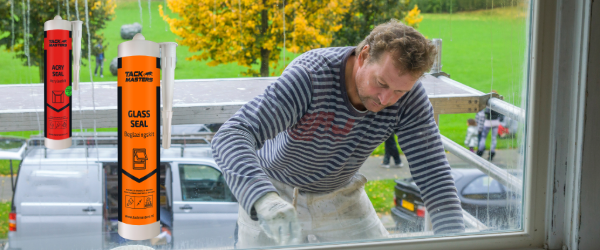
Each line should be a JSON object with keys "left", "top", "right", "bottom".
{"left": 395, "top": 84, "right": 466, "bottom": 235}
{"left": 211, "top": 65, "right": 313, "bottom": 216}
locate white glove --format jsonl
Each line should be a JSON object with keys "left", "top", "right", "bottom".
{"left": 254, "top": 192, "right": 302, "bottom": 245}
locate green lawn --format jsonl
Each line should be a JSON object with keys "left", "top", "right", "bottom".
{"left": 0, "top": 4, "right": 528, "bottom": 154}
{"left": 0, "top": 1, "right": 298, "bottom": 84}
{"left": 372, "top": 7, "right": 528, "bottom": 155}
{"left": 0, "top": 202, "right": 10, "bottom": 239}
{"left": 365, "top": 179, "right": 397, "bottom": 214}
{"left": 422, "top": 8, "right": 528, "bottom": 151}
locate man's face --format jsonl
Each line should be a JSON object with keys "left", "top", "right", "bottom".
{"left": 354, "top": 49, "right": 420, "bottom": 112}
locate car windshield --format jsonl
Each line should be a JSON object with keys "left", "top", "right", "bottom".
{"left": 462, "top": 176, "right": 506, "bottom": 200}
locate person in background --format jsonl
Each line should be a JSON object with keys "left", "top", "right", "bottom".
{"left": 465, "top": 118, "right": 478, "bottom": 152}
{"left": 381, "top": 135, "right": 403, "bottom": 168}
{"left": 475, "top": 109, "right": 485, "bottom": 150}
{"left": 94, "top": 40, "right": 105, "bottom": 78}
{"left": 477, "top": 107, "right": 502, "bottom": 161}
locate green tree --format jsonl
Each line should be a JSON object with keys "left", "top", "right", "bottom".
{"left": 331, "top": 0, "right": 412, "bottom": 47}
{"left": 0, "top": 0, "right": 116, "bottom": 82}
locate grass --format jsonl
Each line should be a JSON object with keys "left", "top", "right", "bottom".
{"left": 0, "top": 202, "right": 9, "bottom": 239}
{"left": 0, "top": 4, "right": 528, "bottom": 154}
{"left": 365, "top": 179, "right": 397, "bottom": 214}
{"left": 372, "top": 6, "right": 528, "bottom": 155}
{"left": 420, "top": 7, "right": 528, "bottom": 151}
{"left": 0, "top": 0, "right": 297, "bottom": 84}
{"left": 0, "top": 160, "right": 19, "bottom": 177}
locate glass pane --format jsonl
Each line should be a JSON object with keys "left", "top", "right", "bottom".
{"left": 0, "top": 0, "right": 531, "bottom": 249}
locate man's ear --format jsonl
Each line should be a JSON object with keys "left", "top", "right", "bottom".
{"left": 358, "top": 45, "right": 370, "bottom": 68}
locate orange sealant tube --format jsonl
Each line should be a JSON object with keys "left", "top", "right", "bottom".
{"left": 117, "top": 35, "right": 161, "bottom": 240}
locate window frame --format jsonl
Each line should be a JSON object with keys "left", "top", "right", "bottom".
{"left": 278, "top": 1, "right": 579, "bottom": 249}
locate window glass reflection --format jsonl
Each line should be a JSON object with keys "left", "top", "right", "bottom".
{"left": 0, "top": 0, "right": 531, "bottom": 249}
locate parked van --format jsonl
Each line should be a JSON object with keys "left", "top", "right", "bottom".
{"left": 6, "top": 133, "right": 238, "bottom": 250}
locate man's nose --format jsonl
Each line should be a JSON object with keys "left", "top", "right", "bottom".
{"left": 379, "top": 90, "right": 394, "bottom": 106}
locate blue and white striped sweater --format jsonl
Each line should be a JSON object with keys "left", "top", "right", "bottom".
{"left": 212, "top": 47, "right": 465, "bottom": 234}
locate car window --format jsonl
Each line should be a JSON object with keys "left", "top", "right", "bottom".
{"left": 462, "top": 176, "right": 506, "bottom": 200}
{"left": 179, "top": 164, "right": 236, "bottom": 202}
{"left": 19, "top": 164, "right": 100, "bottom": 203}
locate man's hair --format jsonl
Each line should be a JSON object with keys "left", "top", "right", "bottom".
{"left": 355, "top": 19, "right": 437, "bottom": 77}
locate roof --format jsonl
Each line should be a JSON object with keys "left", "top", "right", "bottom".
{"left": 0, "top": 75, "right": 499, "bottom": 132}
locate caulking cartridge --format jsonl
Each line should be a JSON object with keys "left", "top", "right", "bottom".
{"left": 43, "top": 16, "right": 82, "bottom": 150}
{"left": 117, "top": 33, "right": 177, "bottom": 240}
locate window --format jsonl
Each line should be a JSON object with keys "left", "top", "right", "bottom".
{"left": 179, "top": 164, "right": 236, "bottom": 202}
{"left": 2, "top": 0, "right": 590, "bottom": 249}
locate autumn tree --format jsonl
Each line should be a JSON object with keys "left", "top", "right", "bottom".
{"left": 404, "top": 5, "right": 424, "bottom": 29}
{"left": 332, "top": 0, "right": 413, "bottom": 47}
{"left": 0, "top": 0, "right": 116, "bottom": 82}
{"left": 160, "top": 0, "right": 351, "bottom": 77}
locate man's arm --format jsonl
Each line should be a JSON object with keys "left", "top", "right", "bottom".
{"left": 211, "top": 65, "right": 313, "bottom": 215}
{"left": 396, "top": 85, "right": 466, "bottom": 234}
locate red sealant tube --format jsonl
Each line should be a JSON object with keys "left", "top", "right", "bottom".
{"left": 43, "top": 15, "right": 82, "bottom": 150}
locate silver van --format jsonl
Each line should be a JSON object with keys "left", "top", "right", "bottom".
{"left": 5, "top": 133, "right": 238, "bottom": 250}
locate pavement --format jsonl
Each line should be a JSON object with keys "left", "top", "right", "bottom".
{"left": 0, "top": 176, "right": 15, "bottom": 202}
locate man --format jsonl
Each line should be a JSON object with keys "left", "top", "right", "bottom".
{"left": 94, "top": 41, "right": 105, "bottom": 78}
{"left": 381, "top": 134, "right": 403, "bottom": 168}
{"left": 476, "top": 109, "right": 485, "bottom": 149}
{"left": 212, "top": 19, "right": 465, "bottom": 248}
{"left": 477, "top": 106, "right": 503, "bottom": 161}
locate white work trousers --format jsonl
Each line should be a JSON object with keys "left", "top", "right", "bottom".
{"left": 236, "top": 173, "right": 389, "bottom": 248}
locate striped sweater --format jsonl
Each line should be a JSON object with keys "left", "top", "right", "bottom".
{"left": 211, "top": 47, "right": 465, "bottom": 234}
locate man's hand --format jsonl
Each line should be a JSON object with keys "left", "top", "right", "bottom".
{"left": 254, "top": 192, "right": 302, "bottom": 245}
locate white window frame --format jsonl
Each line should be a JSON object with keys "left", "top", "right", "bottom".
{"left": 282, "top": 1, "right": 593, "bottom": 249}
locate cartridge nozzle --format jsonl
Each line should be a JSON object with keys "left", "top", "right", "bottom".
{"left": 159, "top": 42, "right": 178, "bottom": 149}
{"left": 71, "top": 20, "right": 83, "bottom": 90}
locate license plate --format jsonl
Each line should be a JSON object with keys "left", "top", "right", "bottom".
{"left": 402, "top": 200, "right": 415, "bottom": 211}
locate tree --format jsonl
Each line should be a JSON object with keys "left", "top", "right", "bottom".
{"left": 160, "top": 0, "right": 351, "bottom": 77}
{"left": 404, "top": 5, "right": 423, "bottom": 29}
{"left": 331, "top": 0, "right": 412, "bottom": 47}
{"left": 0, "top": 0, "right": 116, "bottom": 82}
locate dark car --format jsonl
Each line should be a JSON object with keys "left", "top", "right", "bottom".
{"left": 391, "top": 169, "right": 521, "bottom": 232}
